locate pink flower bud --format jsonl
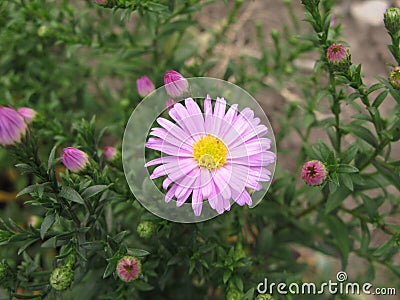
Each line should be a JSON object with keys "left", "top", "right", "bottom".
{"left": 301, "top": 160, "right": 328, "bottom": 186}
{"left": 17, "top": 107, "right": 37, "bottom": 124}
{"left": 103, "top": 146, "right": 117, "bottom": 161}
{"left": 164, "top": 70, "right": 189, "bottom": 98}
{"left": 116, "top": 256, "right": 141, "bottom": 282}
{"left": 326, "top": 43, "right": 351, "bottom": 72}
{"left": 61, "top": 147, "right": 89, "bottom": 172}
{"left": 165, "top": 98, "right": 177, "bottom": 111}
{"left": 0, "top": 105, "right": 28, "bottom": 146}
{"left": 136, "top": 76, "right": 155, "bottom": 98}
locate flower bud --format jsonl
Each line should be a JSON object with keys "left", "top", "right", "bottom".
{"left": 103, "top": 146, "right": 118, "bottom": 161}
{"left": 61, "top": 147, "right": 89, "bottom": 172}
{"left": 136, "top": 76, "right": 155, "bottom": 98}
{"left": 137, "top": 221, "right": 156, "bottom": 239}
{"left": 384, "top": 8, "right": 400, "bottom": 35}
{"left": 50, "top": 266, "right": 73, "bottom": 291}
{"left": 165, "top": 98, "right": 177, "bottom": 111}
{"left": 326, "top": 43, "right": 351, "bottom": 72}
{"left": 17, "top": 107, "right": 37, "bottom": 124}
{"left": 116, "top": 256, "right": 141, "bottom": 282}
{"left": 226, "top": 288, "right": 244, "bottom": 300}
{"left": 389, "top": 67, "right": 400, "bottom": 90}
{"left": 27, "top": 215, "right": 42, "bottom": 228}
{"left": 164, "top": 70, "right": 189, "bottom": 98}
{"left": 0, "top": 261, "right": 13, "bottom": 288}
{"left": 0, "top": 105, "right": 28, "bottom": 146}
{"left": 301, "top": 160, "right": 328, "bottom": 186}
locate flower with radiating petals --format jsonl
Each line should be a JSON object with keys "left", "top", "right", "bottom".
{"left": 0, "top": 105, "right": 28, "bottom": 146}
{"left": 326, "top": 43, "right": 351, "bottom": 72}
{"left": 17, "top": 107, "right": 37, "bottom": 124}
{"left": 116, "top": 256, "right": 141, "bottom": 282}
{"left": 165, "top": 98, "right": 176, "bottom": 111}
{"left": 136, "top": 76, "right": 155, "bottom": 98}
{"left": 164, "top": 70, "right": 189, "bottom": 98}
{"left": 103, "top": 146, "right": 117, "bottom": 161}
{"left": 61, "top": 147, "right": 89, "bottom": 172}
{"left": 301, "top": 160, "right": 327, "bottom": 186}
{"left": 145, "top": 95, "right": 275, "bottom": 216}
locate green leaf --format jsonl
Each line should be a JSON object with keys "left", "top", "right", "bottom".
{"left": 127, "top": 248, "right": 150, "bottom": 257}
{"left": 17, "top": 183, "right": 50, "bottom": 198}
{"left": 103, "top": 259, "right": 118, "bottom": 279}
{"left": 342, "top": 124, "right": 378, "bottom": 147}
{"left": 372, "top": 89, "right": 389, "bottom": 107}
{"left": 340, "top": 145, "right": 359, "bottom": 164}
{"left": 223, "top": 270, "right": 231, "bottom": 284}
{"left": 326, "top": 216, "right": 350, "bottom": 266}
{"left": 134, "top": 280, "right": 154, "bottom": 291}
{"left": 81, "top": 185, "right": 109, "bottom": 199}
{"left": 360, "top": 221, "right": 370, "bottom": 254}
{"left": 340, "top": 173, "right": 353, "bottom": 191}
{"left": 337, "top": 164, "right": 359, "bottom": 173}
{"left": 40, "top": 214, "right": 55, "bottom": 239}
{"left": 47, "top": 144, "right": 58, "bottom": 172}
{"left": 372, "top": 238, "right": 397, "bottom": 257}
{"left": 367, "top": 83, "right": 385, "bottom": 94}
{"left": 59, "top": 186, "right": 84, "bottom": 204}
{"left": 18, "top": 238, "right": 40, "bottom": 255}
{"left": 325, "top": 186, "right": 351, "bottom": 213}
{"left": 372, "top": 161, "right": 400, "bottom": 191}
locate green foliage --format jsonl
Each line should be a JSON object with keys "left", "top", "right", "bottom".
{"left": 0, "top": 0, "right": 399, "bottom": 299}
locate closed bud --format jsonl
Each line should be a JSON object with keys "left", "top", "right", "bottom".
{"left": 137, "top": 221, "right": 156, "bottom": 239}
{"left": 0, "top": 261, "right": 13, "bottom": 288}
{"left": 116, "top": 256, "right": 141, "bottom": 282}
{"left": 389, "top": 67, "right": 400, "bottom": 89}
{"left": 384, "top": 8, "right": 400, "bottom": 35}
{"left": 50, "top": 266, "right": 73, "bottom": 291}
{"left": 164, "top": 70, "right": 189, "bottom": 98}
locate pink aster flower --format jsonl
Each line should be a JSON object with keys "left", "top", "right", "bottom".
{"left": 136, "top": 75, "right": 155, "bottom": 98}
{"left": 301, "top": 160, "right": 327, "bottom": 186}
{"left": 326, "top": 43, "right": 349, "bottom": 63}
{"left": 61, "top": 147, "right": 89, "bottom": 172}
{"left": 164, "top": 70, "right": 189, "bottom": 98}
{"left": 116, "top": 256, "right": 141, "bottom": 282}
{"left": 17, "top": 107, "right": 37, "bottom": 124}
{"left": 145, "top": 95, "right": 276, "bottom": 216}
{"left": 0, "top": 105, "right": 28, "bottom": 146}
{"left": 103, "top": 146, "right": 117, "bottom": 161}
{"left": 165, "top": 98, "right": 176, "bottom": 111}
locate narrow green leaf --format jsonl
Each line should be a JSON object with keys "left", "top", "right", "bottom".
{"left": 81, "top": 185, "right": 109, "bottom": 200}
{"left": 127, "top": 248, "right": 150, "bottom": 257}
{"left": 342, "top": 125, "right": 378, "bottom": 147}
{"left": 40, "top": 214, "right": 55, "bottom": 239}
{"left": 59, "top": 186, "right": 84, "bottom": 204}
{"left": 337, "top": 164, "right": 359, "bottom": 173}
{"left": 325, "top": 186, "right": 351, "bottom": 213}
{"left": 326, "top": 216, "right": 350, "bottom": 266}
{"left": 372, "top": 89, "right": 389, "bottom": 107}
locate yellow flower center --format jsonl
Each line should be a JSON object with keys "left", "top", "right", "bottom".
{"left": 193, "top": 135, "right": 228, "bottom": 170}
